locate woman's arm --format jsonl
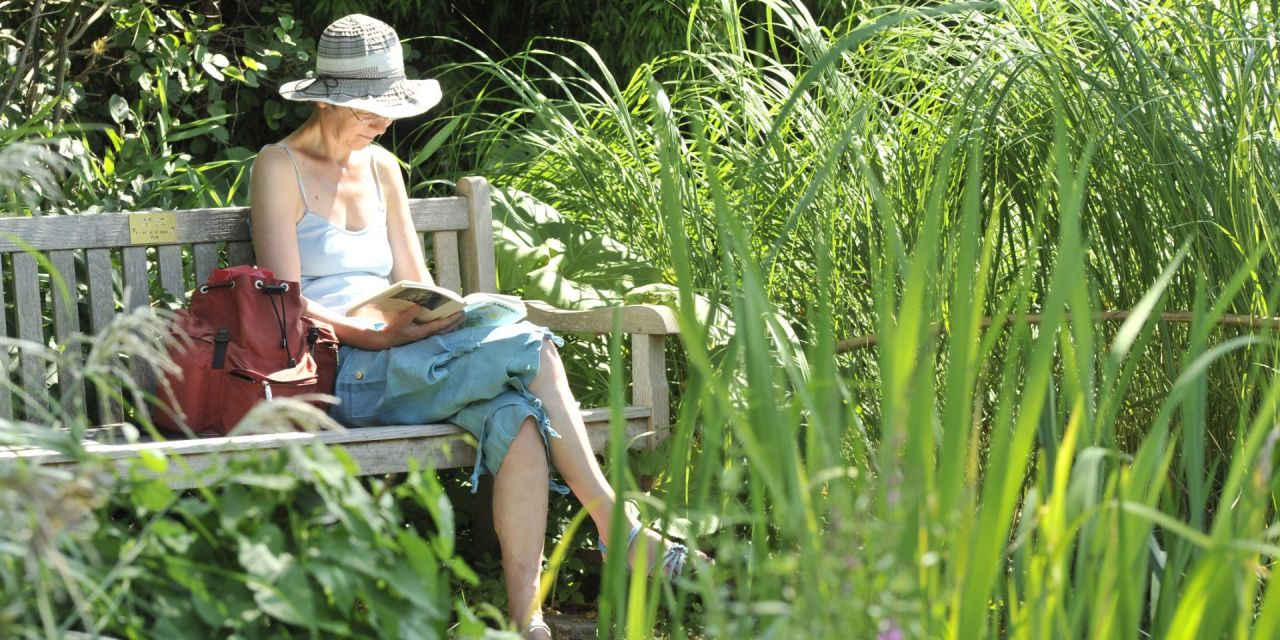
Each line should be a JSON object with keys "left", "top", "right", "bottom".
{"left": 375, "top": 146, "right": 436, "bottom": 286}
{"left": 300, "top": 297, "right": 462, "bottom": 351}
{"left": 249, "top": 147, "right": 459, "bottom": 350}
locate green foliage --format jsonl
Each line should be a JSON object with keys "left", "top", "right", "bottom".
{"left": 69, "top": 3, "right": 308, "bottom": 211}
{"left": 433, "top": 0, "right": 1279, "bottom": 439}
{"left": 0, "top": 0, "right": 315, "bottom": 213}
{"left": 0, "top": 139, "right": 66, "bottom": 214}
{"left": 492, "top": 186, "right": 666, "bottom": 309}
{"left": 489, "top": 186, "right": 735, "bottom": 412}
{"left": 425, "top": 0, "right": 1280, "bottom": 637}
{"left": 95, "top": 446, "right": 463, "bottom": 638}
{"left": 0, "top": 430, "right": 476, "bottom": 639}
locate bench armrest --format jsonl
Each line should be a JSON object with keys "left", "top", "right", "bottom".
{"left": 525, "top": 300, "right": 680, "bottom": 335}
{"left": 524, "top": 299, "right": 677, "bottom": 436}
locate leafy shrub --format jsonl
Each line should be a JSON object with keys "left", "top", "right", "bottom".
{"left": 105, "top": 446, "right": 467, "bottom": 637}
{"left": 0, "top": 1, "right": 314, "bottom": 214}
{"left": 0, "top": 429, "right": 477, "bottom": 639}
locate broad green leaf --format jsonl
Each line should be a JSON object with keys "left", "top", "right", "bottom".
{"left": 236, "top": 525, "right": 289, "bottom": 582}
{"left": 152, "top": 518, "right": 195, "bottom": 553}
{"left": 136, "top": 448, "right": 169, "bottom": 474}
{"left": 252, "top": 562, "right": 316, "bottom": 627}
{"left": 309, "top": 561, "right": 358, "bottom": 615}
{"left": 131, "top": 478, "right": 174, "bottom": 512}
{"left": 108, "top": 95, "right": 131, "bottom": 124}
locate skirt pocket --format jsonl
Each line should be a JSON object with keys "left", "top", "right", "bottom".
{"left": 333, "top": 371, "right": 388, "bottom": 423}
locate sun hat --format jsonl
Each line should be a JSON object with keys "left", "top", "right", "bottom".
{"left": 278, "top": 14, "right": 441, "bottom": 120}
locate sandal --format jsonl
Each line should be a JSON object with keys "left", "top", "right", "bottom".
{"left": 598, "top": 523, "right": 697, "bottom": 579}
{"left": 523, "top": 619, "right": 552, "bottom": 639}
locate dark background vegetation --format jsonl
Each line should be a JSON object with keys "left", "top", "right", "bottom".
{"left": 0, "top": 0, "right": 863, "bottom": 208}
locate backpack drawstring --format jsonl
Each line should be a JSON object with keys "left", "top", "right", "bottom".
{"left": 260, "top": 282, "right": 296, "bottom": 367}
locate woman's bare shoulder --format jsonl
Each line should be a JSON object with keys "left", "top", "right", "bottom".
{"left": 369, "top": 144, "right": 403, "bottom": 174}
{"left": 250, "top": 144, "right": 305, "bottom": 221}
{"left": 253, "top": 143, "right": 293, "bottom": 171}
{"left": 251, "top": 145, "right": 306, "bottom": 191}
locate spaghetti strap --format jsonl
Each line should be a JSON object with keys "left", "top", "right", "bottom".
{"left": 266, "top": 142, "right": 310, "bottom": 205}
{"left": 370, "top": 151, "right": 386, "bottom": 211}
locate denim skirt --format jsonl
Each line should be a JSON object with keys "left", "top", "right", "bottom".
{"left": 328, "top": 321, "right": 567, "bottom": 494}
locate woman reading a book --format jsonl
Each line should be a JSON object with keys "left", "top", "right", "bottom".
{"left": 249, "top": 15, "right": 702, "bottom": 639}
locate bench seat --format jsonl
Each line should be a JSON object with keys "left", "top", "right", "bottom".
{"left": 2, "top": 406, "right": 653, "bottom": 488}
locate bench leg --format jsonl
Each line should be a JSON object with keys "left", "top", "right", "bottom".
{"left": 632, "top": 334, "right": 669, "bottom": 490}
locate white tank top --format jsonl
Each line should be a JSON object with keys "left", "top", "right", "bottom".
{"left": 266, "top": 143, "right": 394, "bottom": 314}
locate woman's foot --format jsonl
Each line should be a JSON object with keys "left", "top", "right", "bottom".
{"left": 601, "top": 523, "right": 711, "bottom": 579}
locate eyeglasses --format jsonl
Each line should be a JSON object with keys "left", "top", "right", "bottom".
{"left": 348, "top": 107, "right": 392, "bottom": 123}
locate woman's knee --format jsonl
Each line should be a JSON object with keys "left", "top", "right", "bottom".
{"left": 540, "top": 337, "right": 562, "bottom": 365}
{"left": 535, "top": 338, "right": 570, "bottom": 385}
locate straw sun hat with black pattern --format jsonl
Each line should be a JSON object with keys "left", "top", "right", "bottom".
{"left": 278, "top": 14, "right": 441, "bottom": 120}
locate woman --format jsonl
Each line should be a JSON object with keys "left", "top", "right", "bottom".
{"left": 249, "top": 15, "right": 699, "bottom": 638}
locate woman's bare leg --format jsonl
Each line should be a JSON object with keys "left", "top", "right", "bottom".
{"left": 529, "top": 340, "right": 618, "bottom": 531}
{"left": 493, "top": 417, "right": 549, "bottom": 633}
{"left": 529, "top": 339, "right": 682, "bottom": 571}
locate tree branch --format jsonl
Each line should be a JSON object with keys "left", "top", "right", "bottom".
{"left": 52, "top": 0, "right": 82, "bottom": 123}
{"left": 0, "top": 0, "right": 45, "bottom": 116}
{"left": 37, "top": 0, "right": 113, "bottom": 78}
{"left": 835, "top": 310, "right": 1280, "bottom": 353}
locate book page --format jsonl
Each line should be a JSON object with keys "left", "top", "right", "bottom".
{"left": 461, "top": 294, "right": 527, "bottom": 328}
{"left": 346, "top": 280, "right": 466, "bottom": 324}
{"left": 388, "top": 287, "right": 455, "bottom": 310}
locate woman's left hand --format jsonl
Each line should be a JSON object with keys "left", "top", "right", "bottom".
{"left": 374, "top": 308, "right": 464, "bottom": 349}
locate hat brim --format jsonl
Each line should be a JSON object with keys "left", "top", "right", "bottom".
{"left": 279, "top": 77, "right": 442, "bottom": 119}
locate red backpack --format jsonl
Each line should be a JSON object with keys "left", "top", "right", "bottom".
{"left": 153, "top": 265, "right": 339, "bottom": 436}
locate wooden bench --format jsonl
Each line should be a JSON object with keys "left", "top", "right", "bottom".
{"left": 0, "top": 177, "right": 677, "bottom": 485}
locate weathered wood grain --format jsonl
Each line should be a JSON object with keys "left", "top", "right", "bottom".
{"left": 49, "top": 250, "right": 84, "bottom": 416}
{"left": 0, "top": 199, "right": 471, "bottom": 252}
{"left": 12, "top": 253, "right": 44, "bottom": 415}
{"left": 432, "top": 231, "right": 462, "bottom": 292}
{"left": 4, "top": 407, "right": 652, "bottom": 488}
{"left": 525, "top": 300, "right": 680, "bottom": 335}
{"left": 457, "top": 177, "right": 497, "bottom": 294}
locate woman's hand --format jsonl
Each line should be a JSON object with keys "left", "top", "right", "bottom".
{"left": 372, "top": 307, "right": 464, "bottom": 350}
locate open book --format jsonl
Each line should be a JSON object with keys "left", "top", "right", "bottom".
{"left": 346, "top": 280, "right": 527, "bottom": 328}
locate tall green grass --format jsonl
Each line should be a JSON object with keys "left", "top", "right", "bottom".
{"left": 429, "top": 0, "right": 1280, "bottom": 636}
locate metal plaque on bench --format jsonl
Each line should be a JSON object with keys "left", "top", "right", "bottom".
{"left": 129, "top": 211, "right": 178, "bottom": 245}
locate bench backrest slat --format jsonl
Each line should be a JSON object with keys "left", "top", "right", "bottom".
{"left": 226, "top": 241, "right": 253, "bottom": 268}
{"left": 50, "top": 250, "right": 82, "bottom": 337}
{"left": 457, "top": 178, "right": 498, "bottom": 295}
{"left": 12, "top": 253, "right": 44, "bottom": 409}
{"left": 157, "top": 245, "right": 185, "bottom": 300}
{"left": 49, "top": 250, "right": 85, "bottom": 416}
{"left": 0, "top": 198, "right": 472, "bottom": 252}
{"left": 121, "top": 246, "right": 157, "bottom": 409}
{"left": 0, "top": 257, "right": 9, "bottom": 418}
{"left": 121, "top": 247, "right": 149, "bottom": 311}
{"left": 86, "top": 249, "right": 116, "bottom": 335}
{"left": 194, "top": 244, "right": 219, "bottom": 287}
{"left": 0, "top": 181, "right": 495, "bottom": 425}
{"left": 0, "top": 208, "right": 250, "bottom": 252}
{"left": 85, "top": 248, "right": 122, "bottom": 422}
{"left": 433, "top": 232, "right": 462, "bottom": 292}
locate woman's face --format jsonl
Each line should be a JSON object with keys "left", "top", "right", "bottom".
{"left": 320, "top": 104, "right": 393, "bottom": 149}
